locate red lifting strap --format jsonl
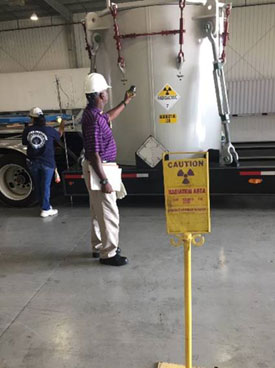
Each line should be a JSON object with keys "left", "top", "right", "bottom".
{"left": 177, "top": 0, "right": 186, "bottom": 63}
{"left": 221, "top": 4, "right": 232, "bottom": 63}
{"left": 110, "top": 3, "right": 125, "bottom": 70}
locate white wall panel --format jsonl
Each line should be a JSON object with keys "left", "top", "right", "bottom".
{"left": 225, "top": 4, "right": 275, "bottom": 80}
{"left": 231, "top": 0, "right": 245, "bottom": 5}
{"left": 224, "top": 3, "right": 275, "bottom": 141}
{"left": 0, "top": 68, "right": 89, "bottom": 112}
{"left": 0, "top": 14, "right": 90, "bottom": 73}
{"left": 0, "top": 25, "right": 70, "bottom": 72}
{"left": 0, "top": 16, "right": 78, "bottom": 72}
{"left": 231, "top": 0, "right": 275, "bottom": 5}
{"left": 228, "top": 79, "right": 275, "bottom": 114}
{"left": 0, "top": 20, "right": 17, "bottom": 31}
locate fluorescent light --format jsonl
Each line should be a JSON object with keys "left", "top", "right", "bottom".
{"left": 30, "top": 12, "right": 38, "bottom": 21}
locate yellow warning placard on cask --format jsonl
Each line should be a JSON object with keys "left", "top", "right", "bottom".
{"left": 163, "top": 152, "right": 210, "bottom": 234}
{"left": 155, "top": 84, "right": 180, "bottom": 110}
{"left": 159, "top": 114, "right": 177, "bottom": 124}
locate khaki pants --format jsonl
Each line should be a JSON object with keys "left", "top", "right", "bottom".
{"left": 82, "top": 159, "right": 119, "bottom": 259}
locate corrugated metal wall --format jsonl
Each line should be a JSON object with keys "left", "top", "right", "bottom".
{"left": 225, "top": 3, "right": 275, "bottom": 80}
{"left": 225, "top": 3, "right": 275, "bottom": 114}
{"left": 231, "top": 0, "right": 275, "bottom": 7}
{"left": 228, "top": 79, "right": 275, "bottom": 114}
{"left": 0, "top": 14, "right": 90, "bottom": 73}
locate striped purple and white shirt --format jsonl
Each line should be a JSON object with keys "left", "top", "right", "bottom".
{"left": 81, "top": 105, "right": 117, "bottom": 162}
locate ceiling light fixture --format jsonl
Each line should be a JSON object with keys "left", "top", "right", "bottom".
{"left": 30, "top": 12, "right": 39, "bottom": 21}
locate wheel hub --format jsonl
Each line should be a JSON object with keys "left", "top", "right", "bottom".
{"left": 0, "top": 163, "right": 32, "bottom": 201}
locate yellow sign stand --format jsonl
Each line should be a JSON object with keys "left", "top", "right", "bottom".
{"left": 158, "top": 152, "right": 210, "bottom": 368}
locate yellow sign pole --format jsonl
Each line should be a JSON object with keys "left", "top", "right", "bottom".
{"left": 158, "top": 233, "right": 205, "bottom": 368}
{"left": 159, "top": 152, "right": 209, "bottom": 368}
{"left": 184, "top": 233, "right": 192, "bottom": 368}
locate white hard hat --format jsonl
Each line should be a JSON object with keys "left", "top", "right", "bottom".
{"left": 29, "top": 107, "right": 43, "bottom": 118}
{"left": 85, "top": 73, "right": 111, "bottom": 94}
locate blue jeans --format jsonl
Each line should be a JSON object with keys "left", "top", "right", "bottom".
{"left": 29, "top": 161, "right": 54, "bottom": 210}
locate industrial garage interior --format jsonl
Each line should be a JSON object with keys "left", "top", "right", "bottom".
{"left": 1, "top": 0, "right": 275, "bottom": 367}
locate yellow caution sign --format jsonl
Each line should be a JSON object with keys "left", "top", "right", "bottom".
{"left": 159, "top": 114, "right": 178, "bottom": 124}
{"left": 163, "top": 152, "right": 210, "bottom": 234}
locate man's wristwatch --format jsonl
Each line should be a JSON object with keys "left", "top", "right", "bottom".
{"left": 100, "top": 178, "right": 109, "bottom": 185}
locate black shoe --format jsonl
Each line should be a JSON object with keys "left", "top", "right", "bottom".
{"left": 93, "top": 247, "right": 121, "bottom": 259}
{"left": 92, "top": 251, "right": 100, "bottom": 259}
{"left": 100, "top": 253, "right": 128, "bottom": 266}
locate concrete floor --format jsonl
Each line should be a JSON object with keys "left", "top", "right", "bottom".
{"left": 0, "top": 195, "right": 274, "bottom": 368}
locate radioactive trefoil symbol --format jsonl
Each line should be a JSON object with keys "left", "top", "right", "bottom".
{"left": 163, "top": 86, "right": 172, "bottom": 95}
{"left": 177, "top": 169, "right": 195, "bottom": 184}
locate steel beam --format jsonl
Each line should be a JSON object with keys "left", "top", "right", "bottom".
{"left": 41, "top": 0, "right": 72, "bottom": 21}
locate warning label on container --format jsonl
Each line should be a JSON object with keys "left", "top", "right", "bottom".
{"left": 159, "top": 114, "right": 177, "bottom": 124}
{"left": 156, "top": 84, "right": 180, "bottom": 110}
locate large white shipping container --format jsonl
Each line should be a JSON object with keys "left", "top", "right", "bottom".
{"left": 86, "top": 0, "right": 226, "bottom": 164}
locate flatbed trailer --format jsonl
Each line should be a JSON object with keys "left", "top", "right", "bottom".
{"left": 1, "top": 115, "right": 275, "bottom": 207}
{"left": 62, "top": 141, "right": 275, "bottom": 197}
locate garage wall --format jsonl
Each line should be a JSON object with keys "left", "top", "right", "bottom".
{"left": 225, "top": 3, "right": 275, "bottom": 81}
{"left": 0, "top": 68, "right": 89, "bottom": 112}
{"left": 230, "top": 0, "right": 275, "bottom": 7}
{"left": 223, "top": 2, "right": 275, "bottom": 141}
{"left": 0, "top": 13, "right": 90, "bottom": 73}
{"left": 225, "top": 2, "right": 275, "bottom": 113}
{"left": 0, "top": 13, "right": 90, "bottom": 112}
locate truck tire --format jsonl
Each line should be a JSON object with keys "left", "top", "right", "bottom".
{"left": 0, "top": 154, "right": 36, "bottom": 207}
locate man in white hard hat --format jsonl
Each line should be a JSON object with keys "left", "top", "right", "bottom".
{"left": 22, "top": 107, "right": 65, "bottom": 217}
{"left": 81, "top": 73, "right": 135, "bottom": 266}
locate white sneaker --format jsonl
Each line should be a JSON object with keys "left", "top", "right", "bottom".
{"left": 40, "top": 208, "right": 58, "bottom": 218}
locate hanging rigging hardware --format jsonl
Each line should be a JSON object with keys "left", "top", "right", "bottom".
{"left": 81, "top": 21, "right": 92, "bottom": 61}
{"left": 110, "top": 2, "right": 126, "bottom": 74}
{"left": 220, "top": 3, "right": 232, "bottom": 63}
{"left": 204, "top": 21, "right": 239, "bottom": 166}
{"left": 109, "top": 1, "right": 186, "bottom": 73}
{"left": 177, "top": 0, "right": 186, "bottom": 65}
{"left": 82, "top": 21, "right": 101, "bottom": 73}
